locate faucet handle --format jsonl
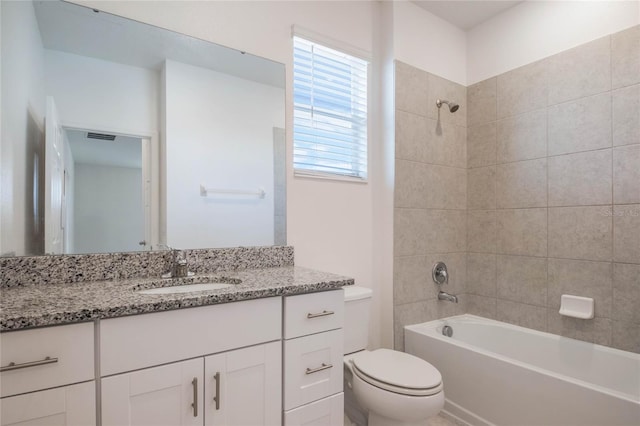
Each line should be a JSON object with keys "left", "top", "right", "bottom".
{"left": 432, "top": 262, "right": 449, "bottom": 285}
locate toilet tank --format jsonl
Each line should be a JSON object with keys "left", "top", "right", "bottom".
{"left": 343, "top": 286, "right": 373, "bottom": 354}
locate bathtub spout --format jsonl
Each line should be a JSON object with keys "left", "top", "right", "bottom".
{"left": 438, "top": 291, "right": 458, "bottom": 303}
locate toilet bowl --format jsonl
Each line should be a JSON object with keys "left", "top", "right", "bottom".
{"left": 343, "top": 287, "right": 445, "bottom": 426}
{"left": 344, "top": 349, "right": 444, "bottom": 426}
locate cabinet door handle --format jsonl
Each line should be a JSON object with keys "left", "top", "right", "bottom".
{"left": 0, "top": 356, "right": 58, "bottom": 372}
{"left": 191, "top": 377, "right": 198, "bottom": 417}
{"left": 305, "top": 363, "right": 333, "bottom": 375}
{"left": 213, "top": 372, "right": 221, "bottom": 410}
{"left": 307, "top": 310, "right": 334, "bottom": 319}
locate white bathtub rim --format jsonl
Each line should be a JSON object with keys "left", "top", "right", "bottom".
{"left": 405, "top": 314, "right": 640, "bottom": 404}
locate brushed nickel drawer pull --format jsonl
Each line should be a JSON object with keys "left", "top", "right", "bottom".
{"left": 306, "top": 363, "right": 333, "bottom": 375}
{"left": 0, "top": 356, "right": 58, "bottom": 372}
{"left": 213, "top": 372, "right": 221, "bottom": 410}
{"left": 191, "top": 377, "right": 198, "bottom": 417}
{"left": 307, "top": 310, "right": 334, "bottom": 319}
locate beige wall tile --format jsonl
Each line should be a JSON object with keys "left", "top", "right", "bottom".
{"left": 548, "top": 92, "right": 612, "bottom": 156}
{"left": 467, "top": 253, "right": 497, "bottom": 297}
{"left": 612, "top": 84, "right": 640, "bottom": 147}
{"left": 396, "top": 110, "right": 428, "bottom": 162}
{"left": 395, "top": 61, "right": 428, "bottom": 116}
{"left": 468, "top": 77, "right": 496, "bottom": 126}
{"left": 426, "top": 120, "right": 467, "bottom": 168}
{"left": 497, "top": 300, "right": 547, "bottom": 332}
{"left": 464, "top": 294, "right": 497, "bottom": 319}
{"left": 394, "top": 300, "right": 461, "bottom": 350}
{"left": 614, "top": 144, "right": 640, "bottom": 204}
{"left": 468, "top": 210, "right": 496, "bottom": 253}
{"left": 424, "top": 209, "right": 466, "bottom": 254}
{"left": 425, "top": 165, "right": 466, "bottom": 210}
{"left": 394, "top": 208, "right": 427, "bottom": 256}
{"left": 497, "top": 60, "right": 547, "bottom": 119}
{"left": 496, "top": 159, "right": 547, "bottom": 208}
{"left": 394, "top": 255, "right": 431, "bottom": 305}
{"left": 467, "top": 166, "right": 496, "bottom": 210}
{"left": 548, "top": 206, "right": 612, "bottom": 261}
{"left": 497, "top": 255, "right": 547, "bottom": 306}
{"left": 426, "top": 252, "right": 466, "bottom": 295}
{"left": 428, "top": 74, "right": 467, "bottom": 127}
{"left": 468, "top": 122, "right": 496, "bottom": 168}
{"left": 547, "top": 311, "right": 612, "bottom": 346}
{"left": 612, "top": 25, "right": 640, "bottom": 89}
{"left": 613, "top": 263, "right": 640, "bottom": 324}
{"left": 395, "top": 160, "right": 427, "bottom": 209}
{"left": 613, "top": 205, "right": 640, "bottom": 263}
{"left": 497, "top": 109, "right": 547, "bottom": 163}
{"left": 612, "top": 321, "right": 640, "bottom": 353}
{"left": 496, "top": 208, "right": 547, "bottom": 257}
{"left": 548, "top": 150, "right": 612, "bottom": 207}
{"left": 547, "top": 36, "right": 611, "bottom": 105}
{"left": 547, "top": 258, "right": 612, "bottom": 318}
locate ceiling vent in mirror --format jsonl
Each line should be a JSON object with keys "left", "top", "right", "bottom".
{"left": 87, "top": 132, "right": 116, "bottom": 141}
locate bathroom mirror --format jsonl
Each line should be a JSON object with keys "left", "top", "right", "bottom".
{"left": 1, "top": 0, "right": 286, "bottom": 257}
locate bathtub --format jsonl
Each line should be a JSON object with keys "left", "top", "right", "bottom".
{"left": 405, "top": 315, "right": 640, "bottom": 426}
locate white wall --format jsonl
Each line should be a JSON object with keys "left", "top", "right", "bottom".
{"left": 164, "top": 60, "right": 284, "bottom": 249}
{"left": 393, "top": 1, "right": 467, "bottom": 85}
{"left": 468, "top": 0, "right": 640, "bottom": 84}
{"left": 73, "top": 164, "right": 143, "bottom": 254}
{"left": 44, "top": 50, "right": 158, "bottom": 136}
{"left": 76, "top": 0, "right": 382, "bottom": 346}
{"left": 0, "top": 0, "right": 46, "bottom": 256}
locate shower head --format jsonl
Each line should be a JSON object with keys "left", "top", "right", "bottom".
{"left": 436, "top": 99, "right": 459, "bottom": 113}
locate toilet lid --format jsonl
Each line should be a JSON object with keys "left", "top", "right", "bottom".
{"left": 352, "top": 349, "right": 442, "bottom": 393}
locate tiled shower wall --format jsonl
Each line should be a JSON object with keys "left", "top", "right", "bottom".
{"left": 393, "top": 62, "right": 468, "bottom": 351}
{"left": 393, "top": 25, "right": 639, "bottom": 354}
{"left": 465, "top": 25, "right": 639, "bottom": 353}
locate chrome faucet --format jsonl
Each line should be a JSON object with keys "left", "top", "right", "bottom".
{"left": 433, "top": 261, "right": 458, "bottom": 303}
{"left": 438, "top": 291, "right": 459, "bottom": 303}
{"left": 158, "top": 244, "right": 190, "bottom": 278}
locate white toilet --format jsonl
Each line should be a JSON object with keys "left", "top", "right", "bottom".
{"left": 343, "top": 286, "right": 444, "bottom": 426}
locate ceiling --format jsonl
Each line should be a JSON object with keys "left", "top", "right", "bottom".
{"left": 34, "top": 0, "right": 285, "bottom": 88}
{"left": 66, "top": 129, "right": 142, "bottom": 169}
{"left": 413, "top": 1, "right": 524, "bottom": 30}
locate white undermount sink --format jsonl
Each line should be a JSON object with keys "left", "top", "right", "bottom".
{"left": 137, "top": 282, "right": 233, "bottom": 295}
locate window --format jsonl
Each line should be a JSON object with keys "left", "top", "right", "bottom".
{"left": 293, "top": 35, "right": 369, "bottom": 181}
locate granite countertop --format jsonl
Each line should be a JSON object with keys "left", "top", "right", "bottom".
{"left": 0, "top": 266, "right": 354, "bottom": 331}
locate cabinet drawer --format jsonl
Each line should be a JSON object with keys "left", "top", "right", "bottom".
{"left": 284, "top": 393, "right": 344, "bottom": 426}
{"left": 1, "top": 381, "right": 96, "bottom": 426}
{"left": 0, "top": 322, "right": 94, "bottom": 398}
{"left": 284, "top": 290, "right": 343, "bottom": 339}
{"left": 284, "top": 329, "right": 343, "bottom": 410}
{"left": 101, "top": 297, "right": 281, "bottom": 376}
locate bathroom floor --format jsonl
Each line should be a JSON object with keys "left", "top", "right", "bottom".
{"left": 345, "top": 413, "right": 461, "bottom": 426}
{"left": 427, "top": 414, "right": 460, "bottom": 426}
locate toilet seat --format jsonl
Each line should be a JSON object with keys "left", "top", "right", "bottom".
{"left": 351, "top": 349, "right": 442, "bottom": 397}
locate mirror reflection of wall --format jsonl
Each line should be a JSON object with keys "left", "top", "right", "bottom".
{"left": 0, "top": 0, "right": 286, "bottom": 257}
{"left": 66, "top": 130, "right": 145, "bottom": 254}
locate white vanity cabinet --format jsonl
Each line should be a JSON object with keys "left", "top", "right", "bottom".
{"left": 0, "top": 323, "right": 96, "bottom": 426}
{"left": 102, "top": 358, "right": 204, "bottom": 426}
{"left": 100, "top": 297, "right": 282, "bottom": 426}
{"left": 283, "top": 290, "right": 345, "bottom": 426}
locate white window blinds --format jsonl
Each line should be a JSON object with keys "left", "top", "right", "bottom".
{"left": 293, "top": 36, "right": 368, "bottom": 180}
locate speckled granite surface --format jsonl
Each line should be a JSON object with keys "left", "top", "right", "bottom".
{"left": 0, "top": 246, "right": 294, "bottom": 288}
{"left": 0, "top": 266, "right": 353, "bottom": 331}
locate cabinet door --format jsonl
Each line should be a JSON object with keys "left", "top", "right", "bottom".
{"left": 1, "top": 381, "right": 95, "bottom": 426}
{"left": 102, "top": 358, "right": 203, "bottom": 426}
{"left": 205, "top": 341, "right": 281, "bottom": 426}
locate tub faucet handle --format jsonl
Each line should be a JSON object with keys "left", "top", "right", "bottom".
{"left": 432, "top": 262, "right": 448, "bottom": 285}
